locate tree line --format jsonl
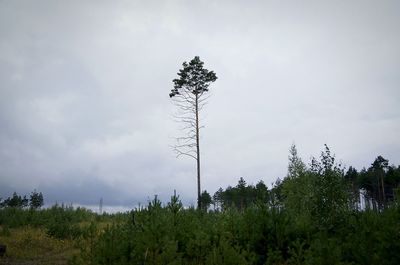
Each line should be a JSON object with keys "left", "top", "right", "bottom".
{"left": 199, "top": 145, "right": 400, "bottom": 215}
{"left": 1, "top": 145, "right": 399, "bottom": 264}
{"left": 0, "top": 190, "right": 43, "bottom": 210}
{"left": 345, "top": 155, "right": 400, "bottom": 210}
{"left": 69, "top": 142, "right": 400, "bottom": 264}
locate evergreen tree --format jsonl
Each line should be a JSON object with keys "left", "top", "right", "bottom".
{"left": 255, "top": 180, "right": 269, "bottom": 204}
{"left": 29, "top": 190, "right": 44, "bottom": 209}
{"left": 170, "top": 56, "right": 217, "bottom": 209}
{"left": 212, "top": 187, "right": 223, "bottom": 211}
{"left": 372, "top": 156, "right": 389, "bottom": 207}
{"left": 199, "top": 190, "right": 212, "bottom": 211}
{"left": 2, "top": 192, "right": 28, "bottom": 208}
{"left": 345, "top": 166, "right": 360, "bottom": 210}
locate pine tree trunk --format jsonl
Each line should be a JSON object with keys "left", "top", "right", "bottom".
{"left": 195, "top": 93, "right": 201, "bottom": 209}
{"left": 381, "top": 173, "right": 385, "bottom": 207}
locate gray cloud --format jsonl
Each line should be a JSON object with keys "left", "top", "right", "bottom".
{"left": 1, "top": 0, "right": 399, "bottom": 207}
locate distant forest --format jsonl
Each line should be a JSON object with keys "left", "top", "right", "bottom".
{"left": 205, "top": 145, "right": 400, "bottom": 213}
{"left": 1, "top": 145, "right": 400, "bottom": 264}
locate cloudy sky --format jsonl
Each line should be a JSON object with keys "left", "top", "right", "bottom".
{"left": 1, "top": 0, "right": 399, "bottom": 209}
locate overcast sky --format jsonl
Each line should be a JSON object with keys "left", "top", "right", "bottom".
{"left": 1, "top": 0, "right": 399, "bottom": 208}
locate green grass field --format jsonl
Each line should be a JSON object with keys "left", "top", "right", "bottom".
{"left": 0, "top": 226, "right": 77, "bottom": 264}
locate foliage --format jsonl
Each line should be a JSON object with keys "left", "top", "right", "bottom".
{"left": 1, "top": 146, "right": 400, "bottom": 264}
{"left": 29, "top": 189, "right": 44, "bottom": 209}
{"left": 199, "top": 190, "right": 212, "bottom": 211}
{"left": 213, "top": 178, "right": 270, "bottom": 211}
{"left": 0, "top": 203, "right": 97, "bottom": 239}
{"left": 0, "top": 192, "right": 28, "bottom": 208}
{"left": 170, "top": 56, "right": 217, "bottom": 98}
{"left": 358, "top": 156, "right": 400, "bottom": 210}
{"left": 0, "top": 189, "right": 44, "bottom": 209}
{"left": 0, "top": 226, "right": 77, "bottom": 264}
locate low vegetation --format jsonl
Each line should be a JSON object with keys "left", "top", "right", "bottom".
{"left": 1, "top": 145, "right": 399, "bottom": 264}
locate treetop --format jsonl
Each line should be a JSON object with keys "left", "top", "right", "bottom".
{"left": 170, "top": 56, "right": 217, "bottom": 98}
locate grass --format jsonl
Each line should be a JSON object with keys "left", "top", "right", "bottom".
{"left": 0, "top": 225, "right": 78, "bottom": 265}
